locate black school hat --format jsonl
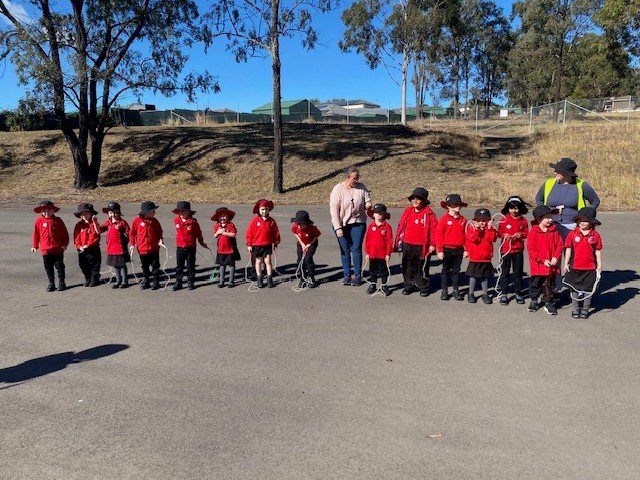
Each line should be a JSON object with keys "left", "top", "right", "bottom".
{"left": 473, "top": 208, "right": 491, "bottom": 221}
{"left": 291, "top": 210, "right": 314, "bottom": 225}
{"left": 532, "top": 205, "right": 559, "bottom": 221}
{"left": 139, "top": 201, "right": 159, "bottom": 216}
{"left": 440, "top": 193, "right": 468, "bottom": 209}
{"left": 408, "top": 187, "right": 430, "bottom": 204}
{"left": 34, "top": 199, "right": 60, "bottom": 213}
{"left": 367, "top": 203, "right": 391, "bottom": 220}
{"left": 102, "top": 202, "right": 122, "bottom": 214}
{"left": 173, "top": 201, "right": 195, "bottom": 215}
{"left": 74, "top": 202, "right": 98, "bottom": 218}
{"left": 573, "top": 207, "right": 601, "bottom": 226}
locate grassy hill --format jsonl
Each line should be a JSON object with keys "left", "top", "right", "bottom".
{"left": 0, "top": 122, "right": 636, "bottom": 210}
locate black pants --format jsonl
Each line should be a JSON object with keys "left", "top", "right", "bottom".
{"left": 175, "top": 247, "right": 196, "bottom": 284}
{"left": 78, "top": 246, "right": 101, "bottom": 280}
{"left": 140, "top": 251, "right": 160, "bottom": 282}
{"left": 402, "top": 243, "right": 431, "bottom": 292}
{"left": 497, "top": 251, "right": 524, "bottom": 295}
{"left": 441, "top": 247, "right": 463, "bottom": 291}
{"left": 529, "top": 275, "right": 556, "bottom": 302}
{"left": 296, "top": 243, "right": 318, "bottom": 278}
{"left": 43, "top": 253, "right": 65, "bottom": 284}
{"left": 369, "top": 258, "right": 389, "bottom": 283}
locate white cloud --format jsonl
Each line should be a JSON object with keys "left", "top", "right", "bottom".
{"left": 1, "top": 1, "right": 32, "bottom": 25}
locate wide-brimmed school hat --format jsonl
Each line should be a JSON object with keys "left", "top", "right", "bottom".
{"left": 211, "top": 207, "right": 236, "bottom": 222}
{"left": 501, "top": 195, "right": 530, "bottom": 215}
{"left": 440, "top": 194, "right": 468, "bottom": 209}
{"left": 549, "top": 157, "right": 578, "bottom": 177}
{"left": 172, "top": 201, "right": 195, "bottom": 215}
{"left": 253, "top": 199, "right": 275, "bottom": 215}
{"left": 290, "top": 210, "right": 314, "bottom": 225}
{"left": 532, "top": 205, "right": 559, "bottom": 221}
{"left": 102, "top": 202, "right": 122, "bottom": 214}
{"left": 74, "top": 202, "right": 98, "bottom": 217}
{"left": 367, "top": 203, "right": 391, "bottom": 220}
{"left": 139, "top": 201, "right": 159, "bottom": 215}
{"left": 408, "top": 187, "right": 430, "bottom": 204}
{"left": 473, "top": 208, "right": 491, "bottom": 221}
{"left": 34, "top": 199, "right": 60, "bottom": 213}
{"left": 573, "top": 206, "right": 601, "bottom": 226}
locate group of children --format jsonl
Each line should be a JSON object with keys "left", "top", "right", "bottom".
{"left": 31, "top": 190, "right": 603, "bottom": 318}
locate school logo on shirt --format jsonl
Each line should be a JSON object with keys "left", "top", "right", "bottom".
{"left": 506, "top": 224, "right": 512, "bottom": 229}
{"left": 381, "top": 228, "right": 387, "bottom": 235}
{"left": 415, "top": 219, "right": 419, "bottom": 224}
{"left": 257, "top": 222, "right": 261, "bottom": 226}
{"left": 176, "top": 224, "right": 180, "bottom": 228}
{"left": 187, "top": 226, "right": 192, "bottom": 230}
{"left": 574, "top": 236, "right": 581, "bottom": 242}
{"left": 140, "top": 222, "right": 145, "bottom": 227}
{"left": 372, "top": 226, "right": 377, "bottom": 231}
{"left": 447, "top": 221, "right": 452, "bottom": 226}
{"left": 588, "top": 236, "right": 596, "bottom": 244}
{"left": 43, "top": 223, "right": 47, "bottom": 227}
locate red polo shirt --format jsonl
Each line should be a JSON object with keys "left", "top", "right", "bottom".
{"left": 245, "top": 216, "right": 281, "bottom": 247}
{"left": 365, "top": 221, "right": 393, "bottom": 259}
{"left": 214, "top": 221, "right": 238, "bottom": 255}
{"left": 497, "top": 215, "right": 529, "bottom": 253}
{"left": 174, "top": 217, "right": 204, "bottom": 248}
{"left": 73, "top": 220, "right": 101, "bottom": 250}
{"left": 465, "top": 226, "right": 498, "bottom": 262}
{"left": 33, "top": 215, "right": 69, "bottom": 255}
{"left": 100, "top": 218, "right": 130, "bottom": 255}
{"left": 565, "top": 228, "right": 603, "bottom": 270}
{"left": 291, "top": 223, "right": 321, "bottom": 246}
{"left": 130, "top": 216, "right": 163, "bottom": 254}
{"left": 435, "top": 213, "right": 467, "bottom": 250}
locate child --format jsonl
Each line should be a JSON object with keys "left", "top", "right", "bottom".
{"left": 172, "top": 201, "right": 208, "bottom": 291}
{"left": 130, "top": 201, "right": 164, "bottom": 290}
{"left": 563, "top": 207, "right": 603, "bottom": 319}
{"left": 395, "top": 187, "right": 437, "bottom": 297}
{"left": 291, "top": 210, "right": 321, "bottom": 288}
{"left": 99, "top": 202, "right": 131, "bottom": 289}
{"left": 527, "top": 205, "right": 564, "bottom": 315}
{"left": 465, "top": 208, "right": 499, "bottom": 304}
{"left": 31, "top": 200, "right": 69, "bottom": 291}
{"left": 245, "top": 199, "right": 281, "bottom": 288}
{"left": 73, "top": 203, "right": 101, "bottom": 287}
{"left": 497, "top": 196, "right": 530, "bottom": 305}
{"left": 435, "top": 194, "right": 468, "bottom": 301}
{"left": 364, "top": 204, "right": 393, "bottom": 295}
{"left": 212, "top": 207, "right": 241, "bottom": 288}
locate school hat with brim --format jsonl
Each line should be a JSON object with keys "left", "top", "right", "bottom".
{"left": 253, "top": 199, "right": 275, "bottom": 215}
{"left": 172, "top": 201, "right": 196, "bottom": 215}
{"left": 501, "top": 195, "right": 530, "bottom": 215}
{"left": 548, "top": 157, "right": 578, "bottom": 177}
{"left": 211, "top": 207, "right": 236, "bottom": 222}
{"left": 367, "top": 203, "right": 391, "bottom": 220}
{"left": 532, "top": 205, "right": 559, "bottom": 221}
{"left": 573, "top": 207, "right": 601, "bottom": 226}
{"left": 139, "top": 201, "right": 159, "bottom": 215}
{"left": 290, "top": 210, "right": 314, "bottom": 225}
{"left": 102, "top": 202, "right": 122, "bottom": 214}
{"left": 440, "top": 193, "right": 468, "bottom": 209}
{"left": 74, "top": 202, "right": 98, "bottom": 217}
{"left": 408, "top": 187, "right": 430, "bottom": 204}
{"left": 473, "top": 208, "right": 491, "bottom": 221}
{"left": 34, "top": 200, "right": 60, "bottom": 213}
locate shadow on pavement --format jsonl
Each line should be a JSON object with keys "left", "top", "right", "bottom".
{"left": 0, "top": 344, "right": 129, "bottom": 387}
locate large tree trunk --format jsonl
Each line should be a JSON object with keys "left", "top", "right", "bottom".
{"left": 401, "top": 47, "right": 409, "bottom": 126}
{"left": 271, "top": 0, "right": 284, "bottom": 194}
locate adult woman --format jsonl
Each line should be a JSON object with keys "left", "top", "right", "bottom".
{"left": 535, "top": 157, "right": 600, "bottom": 241}
{"left": 330, "top": 166, "right": 372, "bottom": 285}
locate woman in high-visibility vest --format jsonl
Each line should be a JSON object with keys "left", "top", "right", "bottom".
{"left": 534, "top": 157, "right": 600, "bottom": 241}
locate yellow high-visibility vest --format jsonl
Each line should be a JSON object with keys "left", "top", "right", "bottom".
{"left": 544, "top": 178, "right": 585, "bottom": 210}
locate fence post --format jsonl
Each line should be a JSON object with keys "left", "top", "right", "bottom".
{"left": 308, "top": 100, "right": 310, "bottom": 122}
{"left": 529, "top": 107, "right": 533, "bottom": 131}
{"left": 628, "top": 96, "right": 632, "bottom": 125}
{"left": 475, "top": 104, "right": 478, "bottom": 132}
{"left": 562, "top": 99, "right": 567, "bottom": 130}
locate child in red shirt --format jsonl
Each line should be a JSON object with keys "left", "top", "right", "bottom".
{"left": 364, "top": 204, "right": 393, "bottom": 296}
{"left": 291, "top": 210, "right": 321, "bottom": 288}
{"left": 72, "top": 203, "right": 101, "bottom": 287}
{"left": 435, "top": 194, "right": 468, "bottom": 301}
{"left": 563, "top": 207, "right": 603, "bottom": 319}
{"left": 246, "top": 199, "right": 281, "bottom": 288}
{"left": 172, "top": 201, "right": 208, "bottom": 291}
{"left": 212, "top": 207, "right": 240, "bottom": 288}
{"left": 130, "top": 201, "right": 164, "bottom": 290}
{"left": 394, "top": 187, "right": 437, "bottom": 297}
{"left": 497, "top": 196, "right": 530, "bottom": 305}
{"left": 98, "top": 202, "right": 131, "bottom": 289}
{"left": 465, "top": 208, "right": 498, "bottom": 304}
{"left": 31, "top": 200, "right": 69, "bottom": 292}
{"left": 527, "top": 205, "right": 564, "bottom": 314}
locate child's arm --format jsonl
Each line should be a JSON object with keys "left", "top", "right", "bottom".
{"left": 273, "top": 221, "right": 281, "bottom": 248}
{"left": 385, "top": 225, "right": 393, "bottom": 260}
{"left": 595, "top": 250, "right": 602, "bottom": 273}
{"left": 73, "top": 223, "right": 83, "bottom": 250}
{"left": 31, "top": 220, "right": 40, "bottom": 252}
{"left": 60, "top": 218, "right": 69, "bottom": 250}
{"left": 223, "top": 223, "right": 237, "bottom": 238}
{"left": 129, "top": 219, "right": 138, "bottom": 247}
{"left": 245, "top": 220, "right": 253, "bottom": 251}
{"left": 563, "top": 247, "right": 572, "bottom": 272}
{"left": 435, "top": 218, "right": 445, "bottom": 259}
{"left": 196, "top": 222, "right": 207, "bottom": 248}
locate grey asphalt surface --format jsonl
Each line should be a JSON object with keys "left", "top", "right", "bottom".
{"left": 1, "top": 204, "right": 639, "bottom": 480}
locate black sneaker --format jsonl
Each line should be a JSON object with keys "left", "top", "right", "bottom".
{"left": 419, "top": 290, "right": 429, "bottom": 298}
{"left": 342, "top": 275, "right": 352, "bottom": 286}
{"left": 83, "top": 279, "right": 91, "bottom": 287}
{"left": 481, "top": 294, "right": 492, "bottom": 305}
{"left": 579, "top": 309, "right": 589, "bottom": 319}
{"left": 112, "top": 283, "right": 120, "bottom": 289}
{"left": 468, "top": 294, "right": 477, "bottom": 303}
{"left": 527, "top": 300, "right": 538, "bottom": 312}
{"left": 57, "top": 282, "right": 66, "bottom": 292}
{"left": 515, "top": 294, "right": 526, "bottom": 305}
{"left": 440, "top": 290, "right": 450, "bottom": 301}
{"left": 381, "top": 286, "right": 391, "bottom": 296}
{"left": 172, "top": 282, "right": 182, "bottom": 291}
{"left": 351, "top": 276, "right": 362, "bottom": 286}
{"left": 188, "top": 283, "right": 196, "bottom": 291}
{"left": 402, "top": 287, "right": 413, "bottom": 296}
{"left": 452, "top": 290, "right": 464, "bottom": 301}
{"left": 218, "top": 282, "right": 225, "bottom": 288}
{"left": 257, "top": 277, "right": 264, "bottom": 288}
{"left": 571, "top": 311, "right": 580, "bottom": 319}
{"left": 499, "top": 296, "right": 508, "bottom": 306}
{"left": 267, "top": 276, "right": 275, "bottom": 288}
{"left": 366, "top": 284, "right": 376, "bottom": 295}
{"left": 140, "top": 280, "right": 150, "bottom": 290}
{"left": 544, "top": 303, "right": 558, "bottom": 315}
{"left": 151, "top": 282, "right": 160, "bottom": 290}
{"left": 46, "top": 283, "right": 56, "bottom": 292}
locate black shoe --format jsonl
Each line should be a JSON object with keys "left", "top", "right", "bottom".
{"left": 440, "top": 291, "right": 450, "bottom": 301}
{"left": 257, "top": 277, "right": 264, "bottom": 288}
{"left": 452, "top": 290, "right": 464, "bottom": 301}
{"left": 528, "top": 300, "right": 538, "bottom": 312}
{"left": 267, "top": 276, "right": 275, "bottom": 288}
{"left": 468, "top": 294, "right": 477, "bottom": 303}
{"left": 402, "top": 287, "right": 412, "bottom": 296}
{"left": 172, "top": 282, "right": 182, "bottom": 291}
{"left": 112, "top": 282, "right": 120, "bottom": 289}
{"left": 381, "top": 286, "right": 391, "bottom": 296}
{"left": 544, "top": 303, "right": 558, "bottom": 315}
{"left": 151, "top": 282, "right": 160, "bottom": 290}
{"left": 218, "top": 282, "right": 225, "bottom": 288}
{"left": 419, "top": 290, "right": 429, "bottom": 298}
{"left": 83, "top": 278, "right": 91, "bottom": 287}
{"left": 46, "top": 283, "right": 56, "bottom": 292}
{"left": 188, "top": 282, "right": 195, "bottom": 290}
{"left": 307, "top": 277, "right": 317, "bottom": 288}
{"left": 571, "top": 310, "right": 580, "bottom": 319}
{"left": 140, "top": 280, "right": 150, "bottom": 290}
{"left": 351, "top": 276, "right": 362, "bottom": 286}
{"left": 89, "top": 276, "right": 100, "bottom": 287}
{"left": 499, "top": 296, "right": 508, "bottom": 306}
{"left": 481, "top": 294, "right": 492, "bottom": 305}
{"left": 342, "top": 275, "right": 352, "bottom": 286}
{"left": 579, "top": 309, "right": 589, "bottom": 319}
{"left": 227, "top": 281, "right": 236, "bottom": 288}
{"left": 57, "top": 282, "right": 66, "bottom": 292}
{"left": 119, "top": 282, "right": 129, "bottom": 289}
{"left": 366, "top": 284, "right": 376, "bottom": 295}
{"left": 515, "top": 294, "right": 525, "bottom": 305}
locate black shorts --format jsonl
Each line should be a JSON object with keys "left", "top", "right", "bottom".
{"left": 253, "top": 245, "right": 273, "bottom": 259}
{"left": 466, "top": 261, "right": 492, "bottom": 279}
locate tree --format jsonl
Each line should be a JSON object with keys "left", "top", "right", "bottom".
{"left": 596, "top": 0, "right": 640, "bottom": 56}
{"left": 0, "top": 0, "right": 216, "bottom": 189}
{"left": 202, "top": 0, "right": 334, "bottom": 194}
{"left": 340, "top": 0, "right": 445, "bottom": 126}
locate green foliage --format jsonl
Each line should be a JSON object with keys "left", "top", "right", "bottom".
{"left": 596, "top": 0, "right": 640, "bottom": 55}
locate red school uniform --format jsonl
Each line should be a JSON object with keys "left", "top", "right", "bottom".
{"left": 73, "top": 220, "right": 100, "bottom": 250}
{"left": 365, "top": 221, "right": 393, "bottom": 259}
{"left": 245, "top": 216, "right": 281, "bottom": 247}
{"left": 174, "top": 217, "right": 204, "bottom": 248}
{"left": 565, "top": 228, "right": 603, "bottom": 271}
{"left": 291, "top": 223, "right": 321, "bottom": 246}
{"left": 33, "top": 216, "right": 69, "bottom": 254}
{"left": 435, "top": 213, "right": 467, "bottom": 251}
{"left": 130, "top": 216, "right": 163, "bottom": 254}
{"left": 101, "top": 218, "right": 130, "bottom": 255}
{"left": 497, "top": 215, "right": 529, "bottom": 253}
{"left": 527, "top": 224, "right": 563, "bottom": 276}
{"left": 395, "top": 205, "right": 437, "bottom": 257}
{"left": 465, "top": 226, "right": 498, "bottom": 262}
{"left": 214, "top": 221, "right": 238, "bottom": 255}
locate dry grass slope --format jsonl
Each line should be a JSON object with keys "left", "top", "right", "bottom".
{"left": 0, "top": 122, "right": 637, "bottom": 210}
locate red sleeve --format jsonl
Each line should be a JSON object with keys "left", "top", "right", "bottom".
{"left": 553, "top": 232, "right": 563, "bottom": 259}
{"left": 273, "top": 221, "right": 281, "bottom": 246}
{"left": 99, "top": 220, "right": 109, "bottom": 233}
{"left": 157, "top": 220, "right": 163, "bottom": 240}
{"left": 364, "top": 224, "right": 372, "bottom": 256}
{"left": 385, "top": 224, "right": 393, "bottom": 256}
{"left": 32, "top": 219, "right": 40, "bottom": 248}
{"left": 228, "top": 223, "right": 237, "bottom": 235}
{"left": 564, "top": 234, "right": 573, "bottom": 249}
{"left": 245, "top": 219, "right": 254, "bottom": 246}
{"left": 596, "top": 232, "right": 603, "bottom": 250}
{"left": 488, "top": 228, "right": 499, "bottom": 243}
{"left": 467, "top": 227, "right": 481, "bottom": 244}
{"left": 129, "top": 218, "right": 138, "bottom": 246}
{"left": 435, "top": 217, "right": 445, "bottom": 251}
{"left": 195, "top": 221, "right": 204, "bottom": 244}
{"left": 122, "top": 220, "right": 130, "bottom": 243}
{"left": 290, "top": 223, "right": 298, "bottom": 234}
{"left": 428, "top": 213, "right": 437, "bottom": 247}
{"left": 73, "top": 222, "right": 83, "bottom": 249}
{"left": 59, "top": 218, "right": 69, "bottom": 247}
{"left": 394, "top": 208, "right": 408, "bottom": 250}
{"left": 520, "top": 218, "right": 529, "bottom": 239}
{"left": 527, "top": 230, "right": 542, "bottom": 264}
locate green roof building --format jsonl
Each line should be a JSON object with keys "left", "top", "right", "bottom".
{"left": 252, "top": 99, "right": 322, "bottom": 119}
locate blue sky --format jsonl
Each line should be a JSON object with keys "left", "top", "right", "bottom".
{"left": 0, "top": 0, "right": 513, "bottom": 112}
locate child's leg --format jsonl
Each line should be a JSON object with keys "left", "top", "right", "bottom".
{"left": 175, "top": 248, "right": 185, "bottom": 285}
{"left": 186, "top": 248, "right": 196, "bottom": 287}
{"left": 78, "top": 251, "right": 90, "bottom": 282}
{"left": 120, "top": 265, "right": 129, "bottom": 286}
{"left": 451, "top": 249, "right": 463, "bottom": 292}
{"left": 113, "top": 266, "right": 122, "bottom": 287}
{"left": 264, "top": 254, "right": 273, "bottom": 277}
{"left": 150, "top": 252, "right": 160, "bottom": 286}
{"left": 140, "top": 254, "right": 150, "bottom": 284}
{"left": 89, "top": 247, "right": 102, "bottom": 285}
{"left": 481, "top": 277, "right": 489, "bottom": 295}
{"left": 512, "top": 252, "right": 524, "bottom": 296}
{"left": 441, "top": 250, "right": 452, "bottom": 297}
{"left": 571, "top": 297, "right": 581, "bottom": 314}
{"left": 219, "top": 265, "right": 226, "bottom": 286}
{"left": 468, "top": 277, "right": 477, "bottom": 295}
{"left": 255, "top": 256, "right": 265, "bottom": 287}
{"left": 228, "top": 264, "right": 236, "bottom": 286}
{"left": 498, "top": 253, "right": 512, "bottom": 295}
{"left": 542, "top": 274, "right": 556, "bottom": 304}
{"left": 54, "top": 253, "right": 66, "bottom": 290}
{"left": 582, "top": 295, "right": 592, "bottom": 311}
{"left": 43, "top": 254, "right": 56, "bottom": 289}
{"left": 304, "top": 243, "right": 318, "bottom": 279}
